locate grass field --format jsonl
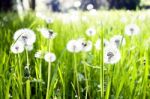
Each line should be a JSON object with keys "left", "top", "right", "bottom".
{"left": 0, "top": 10, "right": 150, "bottom": 99}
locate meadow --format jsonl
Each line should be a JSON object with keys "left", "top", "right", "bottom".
{"left": 0, "top": 10, "right": 150, "bottom": 99}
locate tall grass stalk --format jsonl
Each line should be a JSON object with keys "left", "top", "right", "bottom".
{"left": 100, "top": 25, "right": 104, "bottom": 98}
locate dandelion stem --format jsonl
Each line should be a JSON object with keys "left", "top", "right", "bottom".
{"left": 74, "top": 53, "right": 80, "bottom": 99}
{"left": 39, "top": 59, "right": 42, "bottom": 94}
{"left": 46, "top": 40, "right": 51, "bottom": 99}
{"left": 82, "top": 53, "right": 88, "bottom": 99}
{"left": 25, "top": 49, "right": 30, "bottom": 99}
{"left": 100, "top": 27, "right": 104, "bottom": 98}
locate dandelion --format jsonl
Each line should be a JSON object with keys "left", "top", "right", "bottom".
{"left": 74, "top": 1, "right": 81, "bottom": 8}
{"left": 38, "top": 28, "right": 57, "bottom": 39}
{"left": 104, "top": 45, "right": 121, "bottom": 64}
{"left": 86, "top": 4, "right": 94, "bottom": 11}
{"left": 86, "top": 27, "right": 96, "bottom": 36}
{"left": 79, "top": 39, "right": 92, "bottom": 52}
{"left": 110, "top": 35, "right": 126, "bottom": 47}
{"left": 95, "top": 39, "right": 109, "bottom": 50}
{"left": 11, "top": 41, "right": 24, "bottom": 54}
{"left": 120, "top": 16, "right": 127, "bottom": 23}
{"left": 45, "top": 17, "right": 53, "bottom": 24}
{"left": 44, "top": 52, "right": 56, "bottom": 62}
{"left": 66, "top": 39, "right": 82, "bottom": 53}
{"left": 125, "top": 24, "right": 140, "bottom": 36}
{"left": 13, "top": 28, "right": 36, "bottom": 45}
{"left": 35, "top": 50, "right": 43, "bottom": 59}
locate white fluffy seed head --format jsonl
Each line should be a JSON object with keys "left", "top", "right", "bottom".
{"left": 66, "top": 39, "right": 82, "bottom": 53}
{"left": 104, "top": 45, "right": 121, "bottom": 64}
{"left": 120, "top": 16, "right": 127, "bottom": 23}
{"left": 80, "top": 40, "right": 92, "bottom": 52}
{"left": 44, "top": 52, "right": 56, "bottom": 62}
{"left": 13, "top": 28, "right": 36, "bottom": 45}
{"left": 38, "top": 28, "right": 57, "bottom": 39}
{"left": 125, "top": 24, "right": 140, "bottom": 36}
{"left": 110, "top": 35, "right": 126, "bottom": 47}
{"left": 74, "top": 1, "right": 81, "bottom": 8}
{"left": 11, "top": 41, "right": 24, "bottom": 54}
{"left": 86, "top": 4, "right": 94, "bottom": 10}
{"left": 86, "top": 27, "right": 96, "bottom": 36}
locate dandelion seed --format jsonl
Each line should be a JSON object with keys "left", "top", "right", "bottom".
{"left": 95, "top": 39, "right": 109, "bottom": 50}
{"left": 125, "top": 24, "right": 140, "bottom": 36}
{"left": 39, "top": 28, "right": 57, "bottom": 39}
{"left": 104, "top": 45, "right": 121, "bottom": 64}
{"left": 110, "top": 35, "right": 126, "bottom": 47}
{"left": 44, "top": 52, "right": 56, "bottom": 62}
{"left": 13, "top": 28, "right": 36, "bottom": 45}
{"left": 86, "top": 27, "right": 96, "bottom": 36}
{"left": 66, "top": 40, "right": 82, "bottom": 53}
{"left": 11, "top": 41, "right": 24, "bottom": 54}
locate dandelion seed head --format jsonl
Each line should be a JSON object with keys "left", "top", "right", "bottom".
{"left": 104, "top": 45, "right": 121, "bottom": 64}
{"left": 66, "top": 40, "right": 82, "bottom": 53}
{"left": 44, "top": 52, "right": 56, "bottom": 62}
{"left": 13, "top": 28, "right": 36, "bottom": 45}
{"left": 86, "top": 27, "right": 96, "bottom": 36}
{"left": 74, "top": 1, "right": 81, "bottom": 8}
{"left": 110, "top": 35, "right": 126, "bottom": 47}
{"left": 120, "top": 16, "right": 127, "bottom": 23}
{"left": 87, "top": 4, "right": 94, "bottom": 10}
{"left": 78, "top": 39, "right": 92, "bottom": 52}
{"left": 11, "top": 41, "right": 24, "bottom": 54}
{"left": 39, "top": 28, "right": 57, "bottom": 39}
{"left": 125, "top": 24, "right": 140, "bottom": 36}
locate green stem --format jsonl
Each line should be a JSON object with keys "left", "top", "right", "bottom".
{"left": 83, "top": 53, "right": 88, "bottom": 99}
{"left": 74, "top": 53, "right": 80, "bottom": 99}
{"left": 100, "top": 29, "right": 104, "bottom": 98}
{"left": 39, "top": 59, "right": 42, "bottom": 96}
{"left": 46, "top": 40, "right": 51, "bottom": 99}
{"left": 25, "top": 49, "right": 30, "bottom": 99}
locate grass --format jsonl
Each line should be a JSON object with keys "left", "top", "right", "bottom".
{"left": 0, "top": 10, "right": 150, "bottom": 99}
